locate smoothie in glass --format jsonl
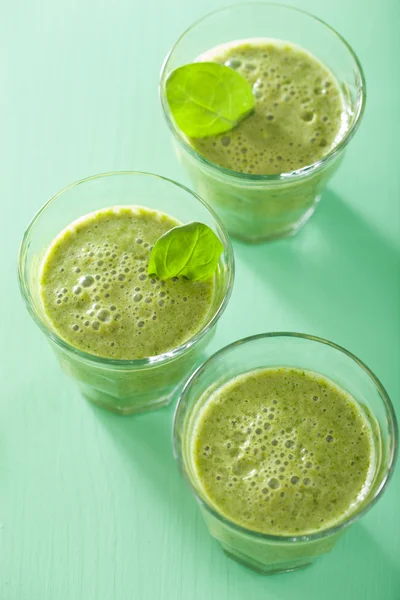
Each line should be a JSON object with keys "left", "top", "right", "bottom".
{"left": 191, "top": 40, "right": 347, "bottom": 177}
{"left": 18, "top": 172, "right": 234, "bottom": 415}
{"left": 173, "top": 333, "right": 397, "bottom": 573}
{"left": 193, "top": 367, "right": 374, "bottom": 536}
{"left": 160, "top": 3, "right": 365, "bottom": 242}
{"left": 40, "top": 206, "right": 214, "bottom": 360}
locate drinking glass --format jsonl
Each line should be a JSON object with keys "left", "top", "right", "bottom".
{"left": 18, "top": 172, "right": 234, "bottom": 415}
{"left": 160, "top": 3, "right": 366, "bottom": 243}
{"left": 173, "top": 333, "right": 397, "bottom": 573}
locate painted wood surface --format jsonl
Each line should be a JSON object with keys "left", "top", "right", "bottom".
{"left": 1, "top": 0, "right": 399, "bottom": 598}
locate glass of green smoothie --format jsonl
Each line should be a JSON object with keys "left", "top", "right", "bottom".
{"left": 160, "top": 3, "right": 366, "bottom": 243}
{"left": 174, "top": 333, "right": 397, "bottom": 574}
{"left": 18, "top": 172, "right": 234, "bottom": 415}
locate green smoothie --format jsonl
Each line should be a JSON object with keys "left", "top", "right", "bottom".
{"left": 169, "top": 38, "right": 351, "bottom": 242}
{"left": 191, "top": 39, "right": 347, "bottom": 174}
{"left": 40, "top": 206, "right": 215, "bottom": 360}
{"left": 192, "top": 367, "right": 375, "bottom": 536}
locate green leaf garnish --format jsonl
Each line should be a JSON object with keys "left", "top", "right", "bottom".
{"left": 148, "top": 222, "right": 223, "bottom": 281}
{"left": 165, "top": 62, "right": 254, "bottom": 138}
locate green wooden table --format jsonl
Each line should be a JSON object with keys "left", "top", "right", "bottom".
{"left": 2, "top": 0, "right": 399, "bottom": 598}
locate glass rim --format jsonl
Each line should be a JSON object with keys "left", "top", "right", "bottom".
{"left": 160, "top": 1, "right": 367, "bottom": 183}
{"left": 17, "top": 170, "right": 235, "bottom": 369}
{"left": 173, "top": 331, "right": 398, "bottom": 543}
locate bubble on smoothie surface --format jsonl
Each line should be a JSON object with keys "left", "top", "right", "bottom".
{"left": 79, "top": 275, "right": 94, "bottom": 287}
{"left": 193, "top": 367, "right": 375, "bottom": 536}
{"left": 39, "top": 206, "right": 215, "bottom": 360}
{"left": 191, "top": 39, "right": 348, "bottom": 175}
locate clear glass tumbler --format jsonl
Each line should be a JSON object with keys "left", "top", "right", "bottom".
{"left": 18, "top": 172, "right": 234, "bottom": 415}
{"left": 173, "top": 333, "right": 397, "bottom": 574}
{"left": 160, "top": 3, "right": 366, "bottom": 243}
